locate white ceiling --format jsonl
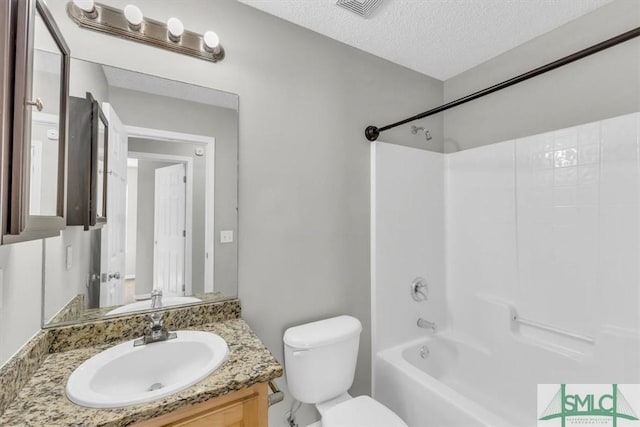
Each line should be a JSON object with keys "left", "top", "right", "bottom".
{"left": 238, "top": 0, "right": 614, "bottom": 80}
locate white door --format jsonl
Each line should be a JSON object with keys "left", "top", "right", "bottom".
{"left": 100, "top": 103, "right": 128, "bottom": 307}
{"left": 153, "top": 163, "right": 186, "bottom": 297}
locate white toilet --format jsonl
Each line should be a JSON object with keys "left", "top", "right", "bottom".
{"left": 283, "top": 315, "right": 407, "bottom": 427}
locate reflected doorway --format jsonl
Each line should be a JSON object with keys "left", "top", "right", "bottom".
{"left": 125, "top": 153, "right": 192, "bottom": 303}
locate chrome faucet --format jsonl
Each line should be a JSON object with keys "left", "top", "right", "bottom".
{"left": 133, "top": 311, "right": 177, "bottom": 346}
{"left": 150, "top": 289, "right": 163, "bottom": 309}
{"left": 417, "top": 318, "right": 437, "bottom": 333}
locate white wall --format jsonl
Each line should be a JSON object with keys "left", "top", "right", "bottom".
{"left": 0, "top": 240, "right": 42, "bottom": 365}
{"left": 371, "top": 141, "right": 445, "bottom": 358}
{"left": 446, "top": 112, "right": 639, "bottom": 355}
{"left": 446, "top": 140, "right": 517, "bottom": 343}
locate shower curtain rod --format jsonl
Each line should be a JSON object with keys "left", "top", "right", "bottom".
{"left": 364, "top": 27, "right": 640, "bottom": 142}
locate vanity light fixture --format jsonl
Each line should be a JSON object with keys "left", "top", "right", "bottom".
{"left": 66, "top": 2, "right": 225, "bottom": 62}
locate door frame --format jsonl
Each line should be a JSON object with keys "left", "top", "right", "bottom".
{"left": 125, "top": 125, "right": 215, "bottom": 294}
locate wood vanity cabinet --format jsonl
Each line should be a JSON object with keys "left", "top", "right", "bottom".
{"left": 134, "top": 382, "right": 268, "bottom": 427}
{"left": 67, "top": 92, "right": 108, "bottom": 229}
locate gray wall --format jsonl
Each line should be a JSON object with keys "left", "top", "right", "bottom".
{"left": 109, "top": 88, "right": 239, "bottom": 296}
{"left": 47, "top": 3, "right": 444, "bottom": 424}
{"left": 134, "top": 160, "right": 168, "bottom": 295}
{"left": 0, "top": 240, "right": 42, "bottom": 365}
{"left": 43, "top": 227, "right": 91, "bottom": 322}
{"left": 69, "top": 58, "right": 109, "bottom": 102}
{"left": 443, "top": 0, "right": 640, "bottom": 152}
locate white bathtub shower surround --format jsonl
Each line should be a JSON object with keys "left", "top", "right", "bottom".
{"left": 376, "top": 336, "right": 520, "bottom": 427}
{"left": 370, "top": 141, "right": 446, "bottom": 357}
{"left": 375, "top": 308, "right": 639, "bottom": 427}
{"left": 371, "top": 112, "right": 640, "bottom": 427}
{"left": 447, "top": 112, "right": 640, "bottom": 344}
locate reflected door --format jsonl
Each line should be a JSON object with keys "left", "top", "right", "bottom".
{"left": 100, "top": 103, "right": 127, "bottom": 307}
{"left": 153, "top": 163, "right": 186, "bottom": 297}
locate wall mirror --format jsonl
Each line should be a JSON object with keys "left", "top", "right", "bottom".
{"left": 43, "top": 58, "right": 238, "bottom": 327}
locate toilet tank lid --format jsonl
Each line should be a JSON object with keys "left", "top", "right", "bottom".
{"left": 284, "top": 315, "right": 362, "bottom": 349}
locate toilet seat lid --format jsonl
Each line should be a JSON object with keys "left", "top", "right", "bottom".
{"left": 322, "top": 396, "right": 407, "bottom": 427}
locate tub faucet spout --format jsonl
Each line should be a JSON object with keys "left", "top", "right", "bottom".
{"left": 417, "top": 318, "right": 437, "bottom": 333}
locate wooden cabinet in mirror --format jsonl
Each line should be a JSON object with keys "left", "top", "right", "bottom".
{"left": 67, "top": 92, "right": 108, "bottom": 230}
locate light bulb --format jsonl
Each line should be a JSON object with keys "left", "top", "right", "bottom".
{"left": 203, "top": 30, "right": 220, "bottom": 52}
{"left": 167, "top": 17, "right": 184, "bottom": 42}
{"left": 73, "top": 0, "right": 97, "bottom": 18}
{"left": 73, "top": 0, "right": 95, "bottom": 12}
{"left": 124, "top": 4, "right": 143, "bottom": 29}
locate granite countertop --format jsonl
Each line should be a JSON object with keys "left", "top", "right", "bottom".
{"left": 0, "top": 319, "right": 283, "bottom": 427}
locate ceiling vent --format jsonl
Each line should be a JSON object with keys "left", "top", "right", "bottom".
{"left": 336, "top": 0, "right": 383, "bottom": 18}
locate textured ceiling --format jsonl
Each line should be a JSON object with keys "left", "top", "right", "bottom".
{"left": 238, "top": 0, "right": 613, "bottom": 80}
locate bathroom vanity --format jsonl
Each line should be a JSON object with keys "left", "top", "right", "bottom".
{"left": 134, "top": 383, "right": 268, "bottom": 426}
{"left": 0, "top": 299, "right": 282, "bottom": 427}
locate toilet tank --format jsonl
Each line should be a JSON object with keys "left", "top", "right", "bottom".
{"left": 284, "top": 316, "right": 362, "bottom": 404}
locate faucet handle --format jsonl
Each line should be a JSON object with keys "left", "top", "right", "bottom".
{"left": 150, "top": 289, "right": 163, "bottom": 309}
{"left": 410, "top": 277, "right": 428, "bottom": 301}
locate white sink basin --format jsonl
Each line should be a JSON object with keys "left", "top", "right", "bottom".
{"left": 66, "top": 331, "right": 228, "bottom": 408}
{"left": 106, "top": 297, "right": 201, "bottom": 316}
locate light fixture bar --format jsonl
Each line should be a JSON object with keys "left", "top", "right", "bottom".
{"left": 66, "top": 2, "right": 225, "bottom": 63}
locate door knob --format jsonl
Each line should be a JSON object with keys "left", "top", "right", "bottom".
{"left": 108, "top": 272, "right": 121, "bottom": 280}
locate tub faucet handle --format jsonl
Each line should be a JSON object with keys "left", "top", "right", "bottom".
{"left": 410, "top": 277, "right": 428, "bottom": 301}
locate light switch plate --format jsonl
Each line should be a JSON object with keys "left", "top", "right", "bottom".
{"left": 220, "top": 230, "right": 233, "bottom": 243}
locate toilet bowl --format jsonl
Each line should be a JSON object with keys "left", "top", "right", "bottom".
{"left": 283, "top": 315, "right": 407, "bottom": 427}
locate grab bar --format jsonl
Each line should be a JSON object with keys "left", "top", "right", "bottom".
{"left": 267, "top": 380, "right": 284, "bottom": 406}
{"left": 511, "top": 313, "right": 594, "bottom": 344}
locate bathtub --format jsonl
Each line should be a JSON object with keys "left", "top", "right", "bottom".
{"left": 374, "top": 335, "right": 532, "bottom": 427}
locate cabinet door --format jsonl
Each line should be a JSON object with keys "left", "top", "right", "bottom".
{"left": 134, "top": 383, "right": 268, "bottom": 427}
{"left": 4, "top": 0, "right": 70, "bottom": 244}
{"left": 0, "top": 0, "right": 16, "bottom": 238}
{"left": 91, "top": 101, "right": 108, "bottom": 226}
{"left": 67, "top": 93, "right": 109, "bottom": 230}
